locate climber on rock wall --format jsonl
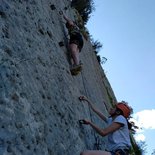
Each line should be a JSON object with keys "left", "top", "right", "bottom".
{"left": 79, "top": 96, "right": 132, "bottom": 155}
{"left": 62, "top": 12, "right": 84, "bottom": 76}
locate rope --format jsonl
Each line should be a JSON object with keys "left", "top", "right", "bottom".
{"left": 80, "top": 70, "right": 102, "bottom": 150}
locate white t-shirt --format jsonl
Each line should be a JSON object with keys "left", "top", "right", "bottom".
{"left": 106, "top": 115, "right": 131, "bottom": 151}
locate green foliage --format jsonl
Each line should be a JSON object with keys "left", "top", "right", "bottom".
{"left": 92, "top": 40, "right": 103, "bottom": 54}
{"left": 91, "top": 39, "right": 107, "bottom": 64}
{"left": 129, "top": 135, "right": 147, "bottom": 155}
{"left": 134, "top": 141, "right": 147, "bottom": 155}
{"left": 128, "top": 121, "right": 139, "bottom": 134}
{"left": 71, "top": 0, "right": 95, "bottom": 24}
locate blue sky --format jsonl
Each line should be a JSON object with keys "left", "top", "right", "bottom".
{"left": 87, "top": 0, "right": 155, "bottom": 154}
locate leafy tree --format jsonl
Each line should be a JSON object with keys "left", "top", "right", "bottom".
{"left": 138, "top": 141, "right": 147, "bottom": 155}
{"left": 128, "top": 120, "right": 139, "bottom": 134}
{"left": 92, "top": 40, "right": 103, "bottom": 54}
{"left": 71, "top": 0, "right": 95, "bottom": 24}
{"left": 90, "top": 39, "right": 107, "bottom": 64}
{"left": 130, "top": 140, "right": 147, "bottom": 155}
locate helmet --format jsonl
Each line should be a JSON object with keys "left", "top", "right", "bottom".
{"left": 116, "top": 102, "right": 131, "bottom": 118}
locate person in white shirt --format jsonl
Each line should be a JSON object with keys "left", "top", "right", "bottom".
{"left": 79, "top": 96, "right": 132, "bottom": 155}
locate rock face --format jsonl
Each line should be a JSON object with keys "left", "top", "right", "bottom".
{"left": 0, "top": 0, "right": 116, "bottom": 155}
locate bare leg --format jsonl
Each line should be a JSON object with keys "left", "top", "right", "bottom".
{"left": 80, "top": 150, "right": 111, "bottom": 155}
{"left": 69, "top": 43, "right": 80, "bottom": 65}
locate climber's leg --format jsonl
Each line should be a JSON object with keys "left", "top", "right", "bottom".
{"left": 69, "top": 43, "right": 83, "bottom": 75}
{"left": 69, "top": 43, "right": 80, "bottom": 65}
{"left": 80, "top": 150, "right": 111, "bottom": 155}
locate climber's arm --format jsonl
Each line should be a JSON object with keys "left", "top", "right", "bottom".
{"left": 82, "top": 119, "right": 122, "bottom": 137}
{"left": 63, "top": 14, "right": 70, "bottom": 22}
{"left": 79, "top": 96, "right": 107, "bottom": 122}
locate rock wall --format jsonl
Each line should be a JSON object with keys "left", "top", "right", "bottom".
{"left": 0, "top": 0, "right": 116, "bottom": 155}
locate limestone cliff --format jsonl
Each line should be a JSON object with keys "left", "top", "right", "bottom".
{"left": 0, "top": 0, "right": 117, "bottom": 155}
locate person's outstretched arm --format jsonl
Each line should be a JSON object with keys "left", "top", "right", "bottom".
{"left": 81, "top": 119, "right": 122, "bottom": 137}
{"left": 63, "top": 14, "right": 70, "bottom": 22}
{"left": 62, "top": 13, "right": 75, "bottom": 28}
{"left": 79, "top": 96, "right": 108, "bottom": 122}
{"left": 63, "top": 13, "right": 74, "bottom": 24}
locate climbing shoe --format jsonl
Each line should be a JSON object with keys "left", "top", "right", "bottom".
{"left": 70, "top": 64, "right": 82, "bottom": 76}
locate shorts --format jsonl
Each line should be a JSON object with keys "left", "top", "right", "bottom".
{"left": 110, "top": 149, "right": 129, "bottom": 155}
{"left": 69, "top": 32, "right": 84, "bottom": 52}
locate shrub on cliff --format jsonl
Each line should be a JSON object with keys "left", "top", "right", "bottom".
{"left": 71, "top": 0, "right": 95, "bottom": 24}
